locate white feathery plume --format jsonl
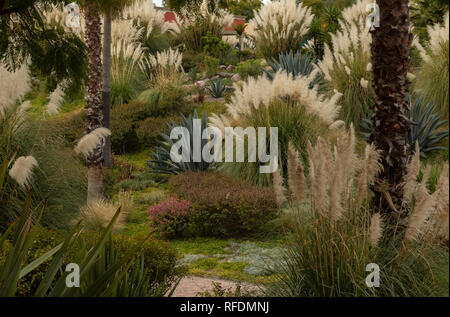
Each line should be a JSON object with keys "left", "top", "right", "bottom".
{"left": 75, "top": 128, "right": 111, "bottom": 157}
{"left": 369, "top": 213, "right": 383, "bottom": 247}
{"left": 247, "top": 0, "right": 313, "bottom": 56}
{"left": 210, "top": 71, "right": 341, "bottom": 131}
{"left": 46, "top": 84, "right": 65, "bottom": 115}
{"left": 9, "top": 156, "right": 38, "bottom": 188}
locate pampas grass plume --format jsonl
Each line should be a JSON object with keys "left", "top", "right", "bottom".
{"left": 9, "top": 156, "right": 38, "bottom": 188}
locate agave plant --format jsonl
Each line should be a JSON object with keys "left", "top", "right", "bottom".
{"left": 360, "top": 95, "right": 449, "bottom": 157}
{"left": 148, "top": 110, "right": 215, "bottom": 175}
{"left": 265, "top": 50, "right": 316, "bottom": 80}
{"left": 207, "top": 79, "right": 227, "bottom": 98}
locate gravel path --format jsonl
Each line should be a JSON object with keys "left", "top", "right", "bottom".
{"left": 170, "top": 275, "right": 261, "bottom": 297}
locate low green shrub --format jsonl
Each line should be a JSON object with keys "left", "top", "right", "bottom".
{"left": 236, "top": 59, "right": 262, "bottom": 80}
{"left": 137, "top": 81, "right": 187, "bottom": 117}
{"left": 168, "top": 171, "right": 278, "bottom": 237}
{"left": 110, "top": 233, "right": 185, "bottom": 289}
{"left": 204, "top": 55, "right": 220, "bottom": 77}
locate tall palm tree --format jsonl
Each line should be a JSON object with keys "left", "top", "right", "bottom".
{"left": 83, "top": 0, "right": 104, "bottom": 202}
{"left": 370, "top": 0, "right": 413, "bottom": 230}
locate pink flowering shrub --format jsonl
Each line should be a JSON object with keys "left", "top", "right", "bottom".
{"left": 148, "top": 197, "right": 193, "bottom": 238}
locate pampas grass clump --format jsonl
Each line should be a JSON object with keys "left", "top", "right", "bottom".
{"left": 210, "top": 70, "right": 341, "bottom": 130}
{"left": 176, "top": 0, "right": 233, "bottom": 52}
{"left": 247, "top": 0, "right": 313, "bottom": 59}
{"left": 316, "top": 0, "right": 375, "bottom": 127}
{"left": 403, "top": 145, "right": 449, "bottom": 242}
{"left": 267, "top": 128, "right": 449, "bottom": 297}
{"left": 211, "top": 70, "right": 341, "bottom": 186}
{"left": 79, "top": 191, "right": 134, "bottom": 231}
{"left": 414, "top": 12, "right": 449, "bottom": 119}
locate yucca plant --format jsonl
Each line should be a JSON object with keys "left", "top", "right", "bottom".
{"left": 148, "top": 110, "right": 215, "bottom": 176}
{"left": 207, "top": 79, "right": 227, "bottom": 98}
{"left": 360, "top": 95, "right": 449, "bottom": 158}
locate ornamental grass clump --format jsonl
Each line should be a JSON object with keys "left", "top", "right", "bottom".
{"left": 267, "top": 128, "right": 449, "bottom": 297}
{"left": 316, "top": 0, "right": 375, "bottom": 127}
{"left": 414, "top": 12, "right": 449, "bottom": 119}
{"left": 247, "top": 0, "right": 314, "bottom": 59}
{"left": 176, "top": 0, "right": 234, "bottom": 52}
{"left": 210, "top": 70, "right": 342, "bottom": 185}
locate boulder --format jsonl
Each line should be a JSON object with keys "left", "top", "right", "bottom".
{"left": 231, "top": 73, "right": 241, "bottom": 82}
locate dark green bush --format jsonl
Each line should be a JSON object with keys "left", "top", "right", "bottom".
{"left": 110, "top": 233, "right": 185, "bottom": 289}
{"left": 168, "top": 171, "right": 278, "bottom": 237}
{"left": 110, "top": 97, "right": 184, "bottom": 153}
{"left": 136, "top": 116, "right": 176, "bottom": 149}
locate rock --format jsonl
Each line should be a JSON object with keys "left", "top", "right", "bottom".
{"left": 219, "top": 65, "right": 227, "bottom": 70}
{"left": 210, "top": 75, "right": 220, "bottom": 81}
{"left": 231, "top": 73, "right": 241, "bottom": 82}
{"left": 217, "top": 72, "right": 233, "bottom": 78}
{"left": 226, "top": 65, "right": 235, "bottom": 72}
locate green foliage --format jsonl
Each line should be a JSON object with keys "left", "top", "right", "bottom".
{"left": 0, "top": 184, "right": 156, "bottom": 296}
{"left": 224, "top": 0, "right": 262, "bottom": 20}
{"left": 201, "top": 32, "right": 232, "bottom": 61}
{"left": 235, "top": 59, "right": 262, "bottom": 80}
{"left": 176, "top": 7, "right": 224, "bottom": 52}
{"left": 204, "top": 55, "right": 220, "bottom": 77}
{"left": 411, "top": 0, "right": 450, "bottom": 42}
{"left": 207, "top": 79, "right": 228, "bottom": 98}
{"left": 0, "top": 1, "right": 87, "bottom": 90}
{"left": 360, "top": 95, "right": 449, "bottom": 158}
{"left": 136, "top": 116, "right": 178, "bottom": 149}
{"left": 169, "top": 171, "right": 278, "bottom": 237}
{"left": 0, "top": 107, "right": 87, "bottom": 230}
{"left": 138, "top": 81, "right": 188, "bottom": 117}
{"left": 111, "top": 82, "right": 188, "bottom": 153}
{"left": 148, "top": 110, "right": 216, "bottom": 176}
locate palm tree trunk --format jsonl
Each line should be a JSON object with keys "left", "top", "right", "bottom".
{"left": 102, "top": 10, "right": 112, "bottom": 169}
{"left": 370, "top": 0, "right": 413, "bottom": 231}
{"left": 84, "top": 1, "right": 104, "bottom": 202}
